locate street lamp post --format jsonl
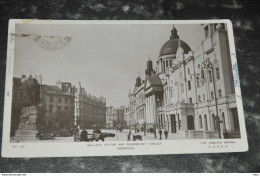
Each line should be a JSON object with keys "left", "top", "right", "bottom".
{"left": 202, "top": 58, "right": 221, "bottom": 139}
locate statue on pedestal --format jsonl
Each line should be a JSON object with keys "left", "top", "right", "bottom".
{"left": 14, "top": 78, "right": 42, "bottom": 140}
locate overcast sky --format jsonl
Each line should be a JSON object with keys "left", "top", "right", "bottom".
{"left": 13, "top": 23, "right": 204, "bottom": 107}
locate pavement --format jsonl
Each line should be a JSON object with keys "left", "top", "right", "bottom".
{"left": 10, "top": 129, "right": 186, "bottom": 143}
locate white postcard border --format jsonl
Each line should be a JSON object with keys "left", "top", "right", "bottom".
{"left": 1, "top": 19, "right": 248, "bottom": 158}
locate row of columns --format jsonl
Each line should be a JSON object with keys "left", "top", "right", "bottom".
{"left": 145, "top": 94, "right": 156, "bottom": 124}
{"left": 159, "top": 59, "right": 173, "bottom": 73}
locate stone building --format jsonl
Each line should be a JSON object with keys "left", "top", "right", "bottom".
{"left": 106, "top": 106, "right": 125, "bottom": 129}
{"left": 40, "top": 81, "right": 75, "bottom": 130}
{"left": 11, "top": 74, "right": 75, "bottom": 135}
{"left": 127, "top": 24, "right": 240, "bottom": 139}
{"left": 126, "top": 75, "right": 146, "bottom": 130}
{"left": 155, "top": 24, "right": 239, "bottom": 139}
{"left": 74, "top": 82, "right": 106, "bottom": 129}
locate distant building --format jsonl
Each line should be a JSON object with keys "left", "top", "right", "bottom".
{"left": 74, "top": 82, "right": 106, "bottom": 129}
{"left": 106, "top": 106, "right": 125, "bottom": 129}
{"left": 12, "top": 74, "right": 42, "bottom": 102}
{"left": 40, "top": 81, "right": 75, "bottom": 129}
{"left": 106, "top": 106, "right": 117, "bottom": 129}
{"left": 126, "top": 75, "right": 146, "bottom": 130}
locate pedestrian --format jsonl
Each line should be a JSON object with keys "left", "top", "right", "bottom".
{"left": 164, "top": 129, "right": 168, "bottom": 139}
{"left": 153, "top": 128, "right": 157, "bottom": 138}
{"left": 80, "top": 129, "right": 88, "bottom": 142}
{"left": 159, "top": 129, "right": 162, "bottom": 140}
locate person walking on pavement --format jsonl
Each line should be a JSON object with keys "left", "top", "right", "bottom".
{"left": 164, "top": 129, "right": 168, "bottom": 139}
{"left": 159, "top": 129, "right": 162, "bottom": 140}
{"left": 127, "top": 130, "right": 131, "bottom": 141}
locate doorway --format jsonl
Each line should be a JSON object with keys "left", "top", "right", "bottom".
{"left": 187, "top": 115, "right": 195, "bottom": 130}
{"left": 170, "top": 114, "right": 176, "bottom": 133}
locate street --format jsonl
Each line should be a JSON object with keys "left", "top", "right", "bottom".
{"left": 10, "top": 129, "right": 186, "bottom": 143}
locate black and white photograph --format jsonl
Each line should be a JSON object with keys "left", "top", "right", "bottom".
{"left": 1, "top": 20, "right": 248, "bottom": 157}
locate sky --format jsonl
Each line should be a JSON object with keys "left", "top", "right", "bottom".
{"left": 13, "top": 23, "right": 204, "bottom": 107}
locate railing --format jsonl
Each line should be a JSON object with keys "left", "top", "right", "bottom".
{"left": 223, "top": 131, "right": 241, "bottom": 139}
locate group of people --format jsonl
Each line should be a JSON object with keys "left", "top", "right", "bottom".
{"left": 129, "top": 128, "right": 169, "bottom": 140}
{"left": 158, "top": 129, "right": 168, "bottom": 140}
{"left": 74, "top": 128, "right": 103, "bottom": 142}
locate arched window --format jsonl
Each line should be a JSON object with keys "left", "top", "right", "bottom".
{"left": 216, "top": 67, "right": 220, "bottom": 79}
{"left": 199, "top": 115, "right": 203, "bottom": 129}
{"left": 204, "top": 114, "right": 208, "bottom": 130}
{"left": 201, "top": 69, "right": 205, "bottom": 79}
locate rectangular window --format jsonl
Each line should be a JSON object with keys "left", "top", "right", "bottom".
{"left": 188, "top": 81, "right": 191, "bottom": 90}
{"left": 181, "top": 84, "right": 184, "bottom": 93}
{"left": 197, "top": 77, "right": 200, "bottom": 87}
{"left": 203, "top": 94, "right": 205, "bottom": 101}
{"left": 49, "top": 105, "right": 53, "bottom": 113}
{"left": 211, "top": 91, "right": 214, "bottom": 99}
{"left": 65, "top": 98, "right": 68, "bottom": 104}
{"left": 209, "top": 71, "right": 213, "bottom": 82}
{"left": 189, "top": 98, "right": 192, "bottom": 103}
{"left": 205, "top": 26, "right": 209, "bottom": 38}
{"left": 58, "top": 97, "right": 61, "bottom": 103}
{"left": 218, "top": 89, "right": 222, "bottom": 97}
{"left": 50, "top": 96, "right": 53, "bottom": 103}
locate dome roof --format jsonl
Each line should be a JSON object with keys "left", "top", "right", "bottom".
{"left": 159, "top": 39, "right": 191, "bottom": 56}
{"left": 159, "top": 25, "right": 191, "bottom": 57}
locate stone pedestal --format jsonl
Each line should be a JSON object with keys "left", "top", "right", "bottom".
{"left": 14, "top": 106, "right": 39, "bottom": 141}
{"left": 14, "top": 130, "right": 38, "bottom": 140}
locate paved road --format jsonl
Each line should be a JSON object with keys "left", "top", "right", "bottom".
{"left": 10, "top": 129, "right": 186, "bottom": 143}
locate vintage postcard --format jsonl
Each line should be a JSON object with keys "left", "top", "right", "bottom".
{"left": 2, "top": 20, "right": 248, "bottom": 157}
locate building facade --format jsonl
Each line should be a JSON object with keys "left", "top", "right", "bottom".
{"left": 127, "top": 24, "right": 240, "bottom": 139}
{"left": 74, "top": 82, "right": 106, "bottom": 129}
{"left": 11, "top": 74, "right": 75, "bottom": 135}
{"left": 40, "top": 81, "right": 75, "bottom": 130}
{"left": 126, "top": 75, "right": 146, "bottom": 130}
{"left": 163, "top": 24, "right": 239, "bottom": 139}
{"left": 106, "top": 106, "right": 125, "bottom": 129}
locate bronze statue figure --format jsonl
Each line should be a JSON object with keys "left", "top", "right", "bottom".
{"left": 27, "top": 78, "right": 41, "bottom": 106}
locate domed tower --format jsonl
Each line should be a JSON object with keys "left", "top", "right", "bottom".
{"left": 156, "top": 25, "right": 191, "bottom": 74}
